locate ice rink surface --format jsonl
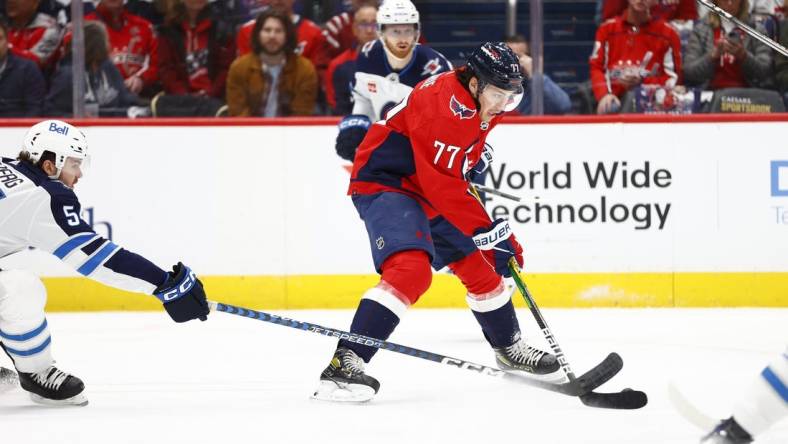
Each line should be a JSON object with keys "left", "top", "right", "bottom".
{"left": 1, "top": 308, "right": 786, "bottom": 444}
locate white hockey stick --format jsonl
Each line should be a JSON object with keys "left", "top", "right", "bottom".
{"left": 696, "top": 0, "right": 788, "bottom": 57}
{"left": 667, "top": 381, "right": 718, "bottom": 431}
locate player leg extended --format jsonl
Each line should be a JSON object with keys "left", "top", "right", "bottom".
{"left": 701, "top": 349, "right": 788, "bottom": 443}
{"left": 313, "top": 192, "right": 434, "bottom": 402}
{"left": 430, "top": 217, "right": 560, "bottom": 378}
{"left": 0, "top": 269, "right": 87, "bottom": 406}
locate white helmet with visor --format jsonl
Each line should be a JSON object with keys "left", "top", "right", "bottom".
{"left": 22, "top": 120, "right": 89, "bottom": 179}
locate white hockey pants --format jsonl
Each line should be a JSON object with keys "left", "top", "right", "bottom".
{"left": 0, "top": 270, "right": 53, "bottom": 373}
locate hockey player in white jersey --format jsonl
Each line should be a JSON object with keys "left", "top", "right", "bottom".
{"left": 0, "top": 120, "right": 210, "bottom": 406}
{"left": 334, "top": 0, "right": 452, "bottom": 161}
{"left": 700, "top": 348, "right": 787, "bottom": 443}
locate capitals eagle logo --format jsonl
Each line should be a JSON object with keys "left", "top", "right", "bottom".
{"left": 449, "top": 95, "right": 476, "bottom": 119}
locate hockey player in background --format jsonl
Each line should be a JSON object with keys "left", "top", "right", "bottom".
{"left": 700, "top": 348, "right": 787, "bottom": 443}
{"left": 333, "top": 0, "right": 452, "bottom": 162}
{"left": 313, "top": 42, "right": 561, "bottom": 403}
{"left": 0, "top": 120, "right": 210, "bottom": 406}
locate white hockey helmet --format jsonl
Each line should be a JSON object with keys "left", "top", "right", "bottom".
{"left": 377, "top": 0, "right": 420, "bottom": 32}
{"left": 22, "top": 120, "right": 89, "bottom": 178}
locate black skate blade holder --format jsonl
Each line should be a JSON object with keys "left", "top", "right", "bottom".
{"left": 508, "top": 259, "right": 647, "bottom": 409}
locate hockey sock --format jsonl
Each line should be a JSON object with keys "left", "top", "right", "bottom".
{"left": 340, "top": 295, "right": 401, "bottom": 362}
{"left": 471, "top": 298, "right": 521, "bottom": 348}
{"left": 449, "top": 251, "right": 520, "bottom": 347}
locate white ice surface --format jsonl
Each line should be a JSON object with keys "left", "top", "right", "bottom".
{"left": 1, "top": 308, "right": 786, "bottom": 444}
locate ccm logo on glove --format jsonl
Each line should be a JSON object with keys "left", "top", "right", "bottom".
{"left": 155, "top": 268, "right": 196, "bottom": 302}
{"left": 473, "top": 219, "right": 512, "bottom": 250}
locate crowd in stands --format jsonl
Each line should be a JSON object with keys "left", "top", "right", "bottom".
{"left": 588, "top": 0, "right": 788, "bottom": 113}
{"left": 1, "top": 0, "right": 788, "bottom": 118}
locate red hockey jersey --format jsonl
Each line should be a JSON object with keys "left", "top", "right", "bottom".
{"left": 349, "top": 69, "right": 498, "bottom": 236}
{"left": 85, "top": 5, "right": 159, "bottom": 88}
{"left": 7, "top": 13, "right": 61, "bottom": 69}
{"left": 601, "top": 0, "right": 698, "bottom": 22}
{"left": 589, "top": 13, "right": 682, "bottom": 100}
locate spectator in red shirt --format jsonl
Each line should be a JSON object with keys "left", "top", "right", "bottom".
{"left": 684, "top": 0, "right": 773, "bottom": 90}
{"left": 53, "top": 0, "right": 160, "bottom": 97}
{"left": 83, "top": 0, "right": 159, "bottom": 97}
{"left": 325, "top": 3, "right": 377, "bottom": 115}
{"left": 601, "top": 0, "right": 698, "bottom": 22}
{"left": 236, "top": 0, "right": 331, "bottom": 80}
{"left": 589, "top": 0, "right": 683, "bottom": 113}
{"left": 2, "top": 0, "right": 61, "bottom": 70}
{"left": 157, "top": 0, "right": 235, "bottom": 99}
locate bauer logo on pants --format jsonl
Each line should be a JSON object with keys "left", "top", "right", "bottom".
{"left": 771, "top": 161, "right": 788, "bottom": 197}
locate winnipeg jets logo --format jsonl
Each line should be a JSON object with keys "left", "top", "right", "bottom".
{"left": 421, "top": 57, "right": 442, "bottom": 76}
{"left": 450, "top": 95, "right": 476, "bottom": 119}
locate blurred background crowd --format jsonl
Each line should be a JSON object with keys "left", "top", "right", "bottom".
{"left": 1, "top": 0, "right": 787, "bottom": 118}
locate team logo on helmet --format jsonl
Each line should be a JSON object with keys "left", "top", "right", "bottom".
{"left": 481, "top": 45, "right": 500, "bottom": 60}
{"left": 450, "top": 95, "right": 476, "bottom": 119}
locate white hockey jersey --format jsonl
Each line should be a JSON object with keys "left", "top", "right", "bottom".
{"left": 351, "top": 39, "right": 453, "bottom": 121}
{"left": 0, "top": 157, "right": 167, "bottom": 294}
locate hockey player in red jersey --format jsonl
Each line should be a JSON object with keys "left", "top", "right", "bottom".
{"left": 312, "top": 42, "right": 560, "bottom": 402}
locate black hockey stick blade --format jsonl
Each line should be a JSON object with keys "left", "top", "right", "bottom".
{"left": 580, "top": 389, "right": 648, "bottom": 410}
{"left": 501, "top": 352, "right": 624, "bottom": 397}
{"left": 574, "top": 352, "right": 624, "bottom": 393}
{"left": 576, "top": 353, "right": 648, "bottom": 409}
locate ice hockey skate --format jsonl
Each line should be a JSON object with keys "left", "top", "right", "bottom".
{"left": 0, "top": 366, "right": 19, "bottom": 394}
{"left": 312, "top": 347, "right": 380, "bottom": 402}
{"left": 18, "top": 365, "right": 88, "bottom": 406}
{"left": 700, "top": 418, "right": 753, "bottom": 444}
{"left": 494, "top": 336, "right": 561, "bottom": 380}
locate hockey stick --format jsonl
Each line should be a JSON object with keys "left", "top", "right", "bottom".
{"left": 668, "top": 382, "right": 719, "bottom": 430}
{"left": 473, "top": 184, "right": 522, "bottom": 202}
{"left": 508, "top": 259, "right": 649, "bottom": 409}
{"left": 207, "top": 300, "right": 625, "bottom": 402}
{"left": 696, "top": 0, "right": 788, "bottom": 57}
{"left": 473, "top": 184, "right": 558, "bottom": 204}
